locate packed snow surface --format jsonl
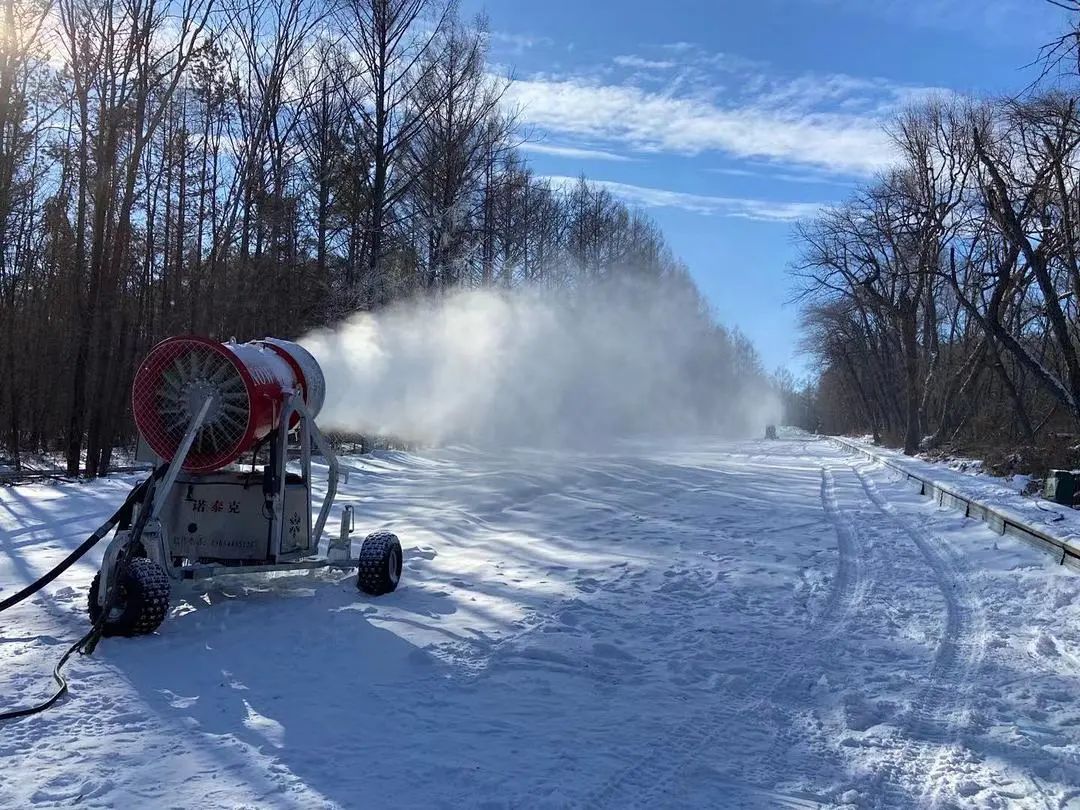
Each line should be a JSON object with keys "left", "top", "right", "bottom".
{"left": 3, "top": 436, "right": 1080, "bottom": 808}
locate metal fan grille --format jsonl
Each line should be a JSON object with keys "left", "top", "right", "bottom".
{"left": 133, "top": 340, "right": 252, "bottom": 471}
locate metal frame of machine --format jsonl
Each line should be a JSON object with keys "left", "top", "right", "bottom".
{"left": 90, "top": 337, "right": 402, "bottom": 637}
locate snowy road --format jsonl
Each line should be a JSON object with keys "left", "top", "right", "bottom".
{"left": 3, "top": 437, "right": 1080, "bottom": 808}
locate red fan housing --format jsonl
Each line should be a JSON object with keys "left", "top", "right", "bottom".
{"left": 132, "top": 336, "right": 325, "bottom": 473}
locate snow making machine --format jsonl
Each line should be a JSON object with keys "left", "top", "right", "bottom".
{"left": 89, "top": 335, "right": 402, "bottom": 637}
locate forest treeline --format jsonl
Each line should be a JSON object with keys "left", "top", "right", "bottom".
{"left": 788, "top": 8, "right": 1080, "bottom": 459}
{"left": 0, "top": 0, "right": 768, "bottom": 476}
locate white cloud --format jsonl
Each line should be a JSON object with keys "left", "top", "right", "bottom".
{"left": 613, "top": 55, "right": 677, "bottom": 70}
{"left": 544, "top": 175, "right": 823, "bottom": 222}
{"left": 750, "top": 73, "right": 951, "bottom": 116}
{"left": 508, "top": 77, "right": 897, "bottom": 176}
{"left": 521, "top": 142, "right": 634, "bottom": 162}
{"left": 709, "top": 165, "right": 858, "bottom": 188}
{"left": 662, "top": 42, "right": 698, "bottom": 52}
{"left": 708, "top": 167, "right": 758, "bottom": 178}
{"left": 487, "top": 31, "right": 553, "bottom": 53}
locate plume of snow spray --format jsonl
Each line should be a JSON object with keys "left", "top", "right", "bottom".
{"left": 300, "top": 278, "right": 779, "bottom": 446}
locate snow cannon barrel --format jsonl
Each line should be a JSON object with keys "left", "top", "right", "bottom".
{"left": 132, "top": 336, "right": 326, "bottom": 473}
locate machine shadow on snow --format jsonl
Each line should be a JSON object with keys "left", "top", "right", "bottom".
{"left": 111, "top": 570, "right": 457, "bottom": 807}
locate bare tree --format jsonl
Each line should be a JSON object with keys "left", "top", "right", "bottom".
{"left": 336, "top": 0, "right": 450, "bottom": 303}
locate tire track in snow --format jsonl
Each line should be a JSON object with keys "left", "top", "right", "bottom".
{"left": 851, "top": 464, "right": 988, "bottom": 809}
{"left": 817, "top": 466, "right": 869, "bottom": 628}
{"left": 737, "top": 466, "right": 875, "bottom": 794}
{"left": 582, "top": 465, "right": 869, "bottom": 809}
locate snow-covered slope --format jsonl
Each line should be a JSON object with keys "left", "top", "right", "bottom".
{"left": 2, "top": 437, "right": 1080, "bottom": 808}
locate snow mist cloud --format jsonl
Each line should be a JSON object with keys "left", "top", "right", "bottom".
{"left": 300, "top": 279, "right": 779, "bottom": 446}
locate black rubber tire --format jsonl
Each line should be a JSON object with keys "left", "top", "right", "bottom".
{"left": 88, "top": 558, "right": 171, "bottom": 637}
{"left": 356, "top": 531, "right": 402, "bottom": 596}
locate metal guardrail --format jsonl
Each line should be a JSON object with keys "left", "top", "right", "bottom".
{"left": 830, "top": 436, "right": 1080, "bottom": 571}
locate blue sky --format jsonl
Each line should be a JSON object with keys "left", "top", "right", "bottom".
{"left": 459, "top": 0, "right": 1070, "bottom": 377}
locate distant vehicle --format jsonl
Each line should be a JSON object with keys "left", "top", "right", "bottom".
{"left": 765, "top": 425, "right": 777, "bottom": 440}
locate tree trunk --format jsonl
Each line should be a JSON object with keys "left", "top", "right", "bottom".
{"left": 901, "top": 309, "right": 921, "bottom": 455}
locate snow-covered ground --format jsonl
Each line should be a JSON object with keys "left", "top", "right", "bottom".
{"left": 3, "top": 436, "right": 1080, "bottom": 808}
